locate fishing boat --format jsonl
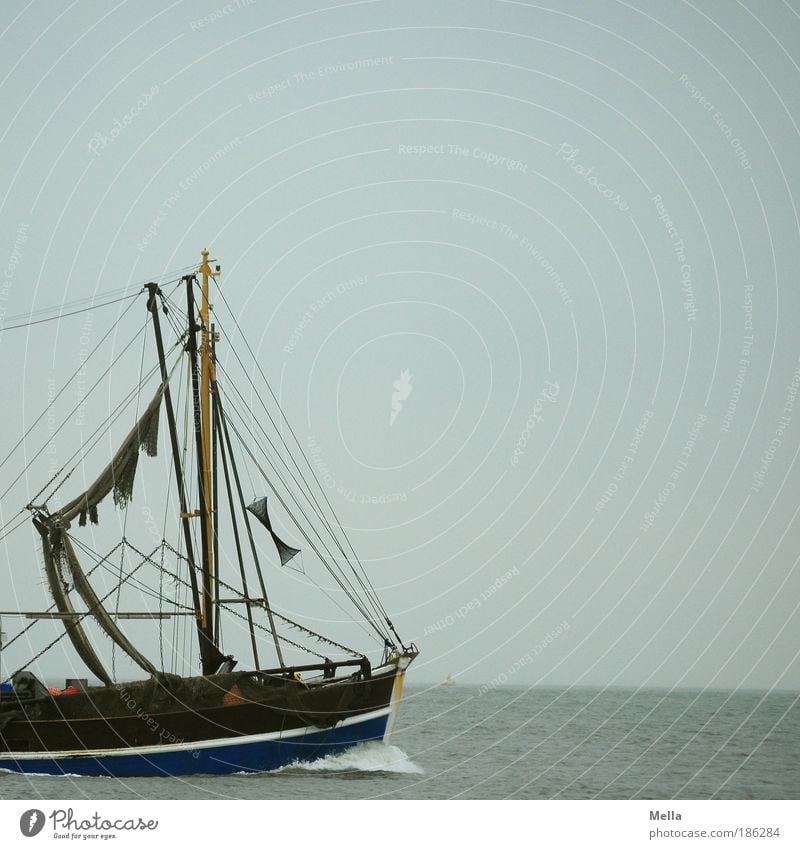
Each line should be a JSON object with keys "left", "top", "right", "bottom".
{"left": 0, "top": 251, "right": 416, "bottom": 777}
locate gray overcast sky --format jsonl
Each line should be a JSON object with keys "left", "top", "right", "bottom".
{"left": 1, "top": 0, "right": 799, "bottom": 691}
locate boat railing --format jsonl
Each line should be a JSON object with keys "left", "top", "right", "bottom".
{"left": 247, "top": 657, "right": 372, "bottom": 682}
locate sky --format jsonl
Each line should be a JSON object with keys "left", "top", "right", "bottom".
{"left": 0, "top": 0, "right": 799, "bottom": 693}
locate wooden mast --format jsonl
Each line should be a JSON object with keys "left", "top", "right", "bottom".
{"left": 182, "top": 251, "right": 220, "bottom": 674}
{"left": 198, "top": 249, "right": 218, "bottom": 647}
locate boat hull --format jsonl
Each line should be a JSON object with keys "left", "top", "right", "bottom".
{"left": 0, "top": 656, "right": 412, "bottom": 777}
{"left": 0, "top": 707, "right": 390, "bottom": 777}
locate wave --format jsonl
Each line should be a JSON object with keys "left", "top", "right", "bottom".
{"left": 280, "top": 742, "right": 424, "bottom": 775}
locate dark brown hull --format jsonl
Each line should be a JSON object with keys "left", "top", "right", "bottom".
{"left": 0, "top": 665, "right": 403, "bottom": 775}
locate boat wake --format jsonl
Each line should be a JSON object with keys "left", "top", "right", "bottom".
{"left": 280, "top": 742, "right": 424, "bottom": 775}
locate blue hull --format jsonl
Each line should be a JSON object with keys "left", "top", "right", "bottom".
{"left": 0, "top": 712, "right": 389, "bottom": 777}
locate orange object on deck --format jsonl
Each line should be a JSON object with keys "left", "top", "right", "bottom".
{"left": 222, "top": 684, "right": 246, "bottom": 706}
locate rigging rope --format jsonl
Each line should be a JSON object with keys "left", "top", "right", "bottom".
{"left": 0, "top": 292, "right": 140, "bottom": 333}
{"left": 0, "top": 322, "right": 157, "bottom": 511}
{"left": 212, "top": 290, "right": 401, "bottom": 643}
{"left": 113, "top": 310, "right": 151, "bottom": 678}
{"left": 0, "top": 538, "right": 127, "bottom": 662}
{"left": 0, "top": 267, "right": 196, "bottom": 333}
{"left": 0, "top": 305, "right": 152, "bottom": 540}
{"left": 69, "top": 531, "right": 360, "bottom": 659}
{"left": 131, "top": 540, "right": 343, "bottom": 660}
{"left": 220, "top": 403, "right": 389, "bottom": 644}
{"left": 0, "top": 539, "right": 143, "bottom": 685}
{"left": 0, "top": 294, "right": 141, "bottom": 478}
{"left": 215, "top": 363, "right": 391, "bottom": 632}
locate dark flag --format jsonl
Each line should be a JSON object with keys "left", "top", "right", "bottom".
{"left": 246, "top": 497, "right": 301, "bottom": 566}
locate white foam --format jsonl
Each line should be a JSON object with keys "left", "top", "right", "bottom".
{"left": 284, "top": 742, "right": 424, "bottom": 774}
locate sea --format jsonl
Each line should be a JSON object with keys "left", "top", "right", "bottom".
{"left": 0, "top": 684, "right": 797, "bottom": 800}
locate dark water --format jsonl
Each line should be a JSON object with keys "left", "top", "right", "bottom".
{"left": 1, "top": 685, "right": 798, "bottom": 799}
